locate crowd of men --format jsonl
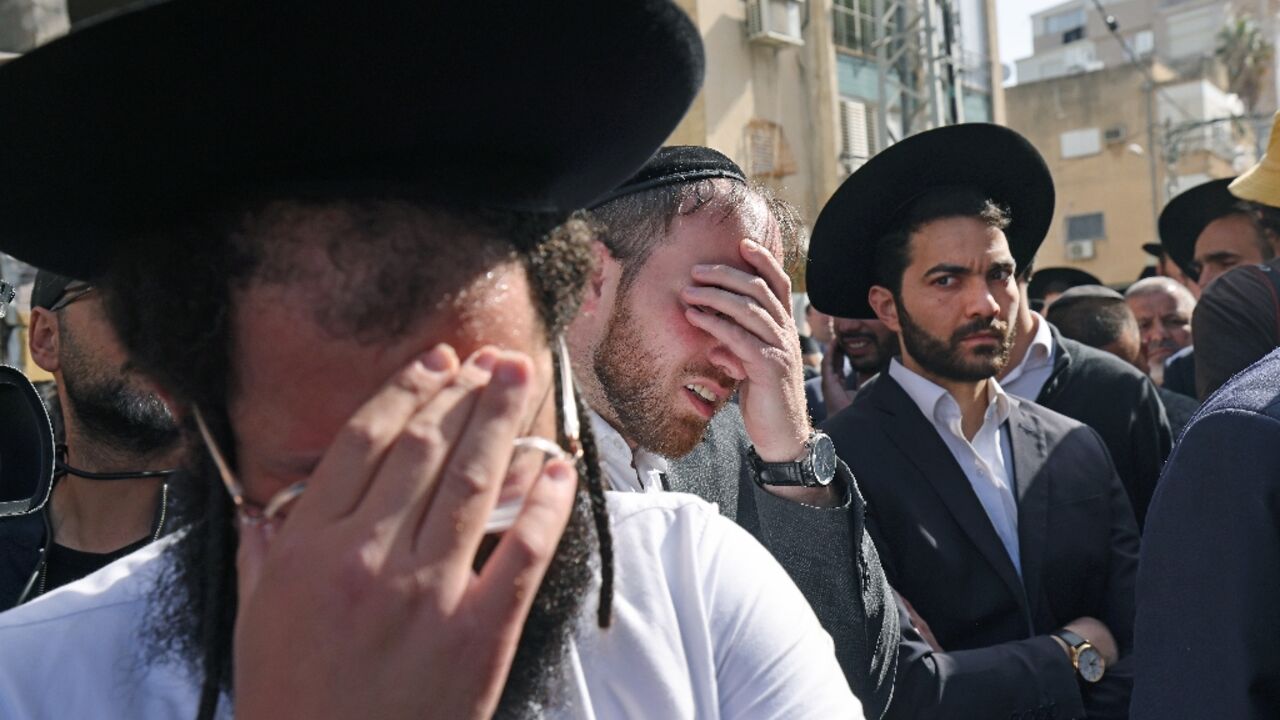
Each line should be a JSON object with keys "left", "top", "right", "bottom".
{"left": 0, "top": 1, "right": 1278, "bottom": 718}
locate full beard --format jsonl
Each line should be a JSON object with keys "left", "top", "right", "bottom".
{"left": 143, "top": 445, "right": 596, "bottom": 718}
{"left": 592, "top": 300, "right": 732, "bottom": 458}
{"left": 59, "top": 332, "right": 180, "bottom": 456}
{"left": 897, "top": 300, "right": 1014, "bottom": 382}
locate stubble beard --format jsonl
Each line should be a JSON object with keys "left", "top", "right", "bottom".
{"left": 591, "top": 297, "right": 728, "bottom": 459}
{"left": 58, "top": 329, "right": 180, "bottom": 456}
{"left": 896, "top": 299, "right": 1014, "bottom": 382}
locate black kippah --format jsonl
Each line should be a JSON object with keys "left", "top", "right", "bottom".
{"left": 592, "top": 145, "right": 746, "bottom": 207}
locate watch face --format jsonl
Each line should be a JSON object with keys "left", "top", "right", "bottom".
{"left": 1077, "top": 646, "right": 1105, "bottom": 683}
{"left": 811, "top": 433, "right": 837, "bottom": 485}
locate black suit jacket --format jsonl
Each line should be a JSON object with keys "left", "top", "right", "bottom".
{"left": 1133, "top": 349, "right": 1280, "bottom": 719}
{"left": 669, "top": 403, "right": 899, "bottom": 719}
{"left": 1034, "top": 327, "right": 1173, "bottom": 530}
{"left": 823, "top": 373, "right": 1141, "bottom": 719}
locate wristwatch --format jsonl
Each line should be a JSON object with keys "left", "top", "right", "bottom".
{"left": 747, "top": 431, "right": 837, "bottom": 488}
{"left": 1053, "top": 629, "right": 1106, "bottom": 683}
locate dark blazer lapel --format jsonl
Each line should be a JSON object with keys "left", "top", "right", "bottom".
{"left": 871, "top": 376, "right": 1027, "bottom": 606}
{"left": 1009, "top": 400, "right": 1051, "bottom": 627}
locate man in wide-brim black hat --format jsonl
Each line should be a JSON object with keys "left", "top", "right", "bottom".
{"left": 1158, "top": 177, "right": 1275, "bottom": 288}
{"left": 0, "top": 2, "right": 864, "bottom": 718}
{"left": 808, "top": 123, "right": 1140, "bottom": 719}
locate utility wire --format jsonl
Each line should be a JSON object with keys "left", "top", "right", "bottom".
{"left": 1085, "top": 0, "right": 1199, "bottom": 124}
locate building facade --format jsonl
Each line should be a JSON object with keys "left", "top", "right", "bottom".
{"left": 668, "top": 0, "right": 1004, "bottom": 292}
{"left": 1007, "top": 0, "right": 1267, "bottom": 284}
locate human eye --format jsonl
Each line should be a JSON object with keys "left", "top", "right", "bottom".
{"left": 933, "top": 275, "right": 956, "bottom": 288}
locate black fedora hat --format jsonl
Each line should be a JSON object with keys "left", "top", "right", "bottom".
{"left": 806, "top": 124, "right": 1054, "bottom": 319}
{"left": 1027, "top": 266, "right": 1102, "bottom": 304}
{"left": 0, "top": 0, "right": 703, "bottom": 279}
{"left": 1158, "top": 177, "right": 1239, "bottom": 281}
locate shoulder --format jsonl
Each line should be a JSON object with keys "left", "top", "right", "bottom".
{"left": 0, "top": 537, "right": 197, "bottom": 718}
{"left": 1057, "top": 334, "right": 1151, "bottom": 392}
{"left": 1010, "top": 396, "right": 1112, "bottom": 458}
{"left": 0, "top": 535, "right": 170, "bottom": 634}
{"left": 1192, "top": 348, "right": 1280, "bottom": 421}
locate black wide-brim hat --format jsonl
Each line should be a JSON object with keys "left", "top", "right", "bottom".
{"left": 806, "top": 123, "right": 1055, "bottom": 319}
{"left": 1027, "top": 266, "right": 1102, "bottom": 303}
{"left": 1158, "top": 177, "right": 1239, "bottom": 281}
{"left": 0, "top": 0, "right": 704, "bottom": 280}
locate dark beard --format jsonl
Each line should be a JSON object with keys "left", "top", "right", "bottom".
{"left": 143, "top": 445, "right": 596, "bottom": 718}
{"left": 592, "top": 298, "right": 732, "bottom": 458}
{"left": 897, "top": 300, "right": 1013, "bottom": 382}
{"left": 59, "top": 331, "right": 179, "bottom": 455}
{"left": 838, "top": 331, "right": 897, "bottom": 375}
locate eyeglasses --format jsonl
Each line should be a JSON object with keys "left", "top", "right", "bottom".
{"left": 194, "top": 338, "right": 582, "bottom": 535}
{"left": 48, "top": 284, "right": 96, "bottom": 312}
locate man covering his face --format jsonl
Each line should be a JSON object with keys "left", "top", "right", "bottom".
{"left": 569, "top": 146, "right": 898, "bottom": 718}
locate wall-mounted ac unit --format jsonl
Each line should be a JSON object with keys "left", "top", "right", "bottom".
{"left": 746, "top": 0, "right": 804, "bottom": 47}
{"left": 1065, "top": 239, "right": 1096, "bottom": 261}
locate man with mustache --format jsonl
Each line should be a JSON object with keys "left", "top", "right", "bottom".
{"left": 569, "top": 146, "right": 898, "bottom": 718}
{"left": 811, "top": 124, "right": 1140, "bottom": 719}
{"left": 809, "top": 316, "right": 898, "bottom": 421}
{"left": 1125, "top": 277, "right": 1196, "bottom": 389}
{"left": 0, "top": 2, "right": 862, "bottom": 718}
{"left": 0, "top": 270, "right": 180, "bottom": 609}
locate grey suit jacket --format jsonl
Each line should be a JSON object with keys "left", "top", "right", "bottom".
{"left": 669, "top": 403, "right": 899, "bottom": 719}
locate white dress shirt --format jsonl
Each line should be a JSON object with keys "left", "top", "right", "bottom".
{"left": 589, "top": 410, "right": 669, "bottom": 493}
{"left": 1000, "top": 311, "right": 1056, "bottom": 402}
{"left": 0, "top": 492, "right": 862, "bottom": 720}
{"left": 889, "top": 359, "right": 1022, "bottom": 574}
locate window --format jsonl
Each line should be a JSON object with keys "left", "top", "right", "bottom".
{"left": 1067, "top": 212, "right": 1106, "bottom": 241}
{"left": 1045, "top": 7, "right": 1086, "bottom": 35}
{"left": 1063, "top": 26, "right": 1086, "bottom": 44}
{"left": 833, "top": 0, "right": 875, "bottom": 56}
{"left": 1132, "top": 29, "right": 1154, "bottom": 56}
{"left": 1060, "top": 128, "right": 1103, "bottom": 158}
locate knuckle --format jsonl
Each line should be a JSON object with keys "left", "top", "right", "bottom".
{"left": 399, "top": 421, "right": 445, "bottom": 456}
{"left": 444, "top": 460, "right": 494, "bottom": 498}
{"left": 337, "top": 423, "right": 380, "bottom": 457}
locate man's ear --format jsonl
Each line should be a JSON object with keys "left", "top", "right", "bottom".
{"left": 579, "top": 240, "right": 619, "bottom": 318}
{"left": 27, "top": 308, "right": 61, "bottom": 373}
{"left": 868, "top": 286, "right": 901, "bottom": 335}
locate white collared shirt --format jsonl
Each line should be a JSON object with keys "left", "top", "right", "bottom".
{"left": 0, "top": 493, "right": 863, "bottom": 719}
{"left": 889, "top": 359, "right": 1021, "bottom": 575}
{"left": 589, "top": 410, "right": 669, "bottom": 493}
{"left": 1000, "top": 311, "right": 1055, "bottom": 402}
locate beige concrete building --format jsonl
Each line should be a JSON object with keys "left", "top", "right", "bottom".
{"left": 668, "top": 0, "right": 1004, "bottom": 289}
{"left": 1008, "top": 0, "right": 1264, "bottom": 284}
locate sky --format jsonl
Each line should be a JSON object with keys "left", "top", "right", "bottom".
{"left": 995, "top": 0, "right": 1075, "bottom": 84}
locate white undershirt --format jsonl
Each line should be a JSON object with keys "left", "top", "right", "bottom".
{"left": 1000, "top": 311, "right": 1056, "bottom": 402}
{"left": 589, "top": 410, "right": 669, "bottom": 493}
{"left": 0, "top": 492, "right": 862, "bottom": 719}
{"left": 889, "top": 359, "right": 1022, "bottom": 575}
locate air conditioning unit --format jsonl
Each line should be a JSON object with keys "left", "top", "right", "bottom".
{"left": 839, "top": 100, "right": 871, "bottom": 168}
{"left": 746, "top": 0, "right": 804, "bottom": 47}
{"left": 1104, "top": 125, "right": 1126, "bottom": 144}
{"left": 1065, "top": 239, "right": 1096, "bottom": 261}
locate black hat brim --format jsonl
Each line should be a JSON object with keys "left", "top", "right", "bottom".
{"left": 0, "top": 0, "right": 704, "bottom": 279}
{"left": 806, "top": 124, "right": 1054, "bottom": 319}
{"left": 1027, "top": 266, "right": 1103, "bottom": 302}
{"left": 1158, "top": 177, "right": 1239, "bottom": 281}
